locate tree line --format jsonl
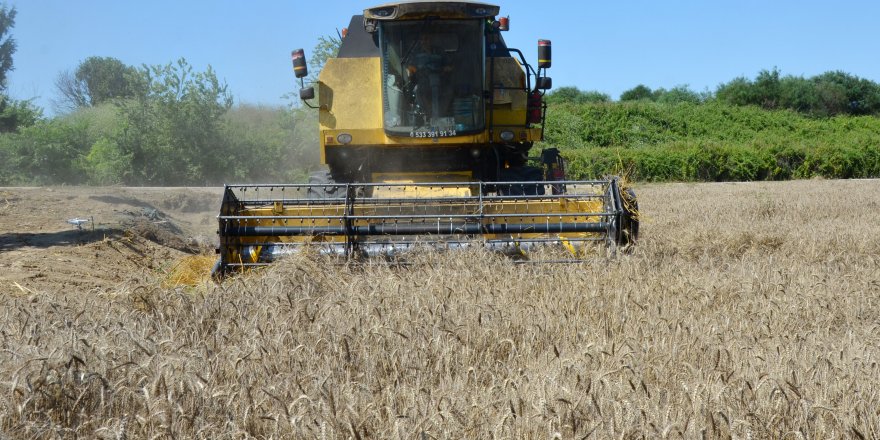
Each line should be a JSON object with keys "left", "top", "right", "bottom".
{"left": 550, "top": 68, "right": 880, "bottom": 118}
{"left": 0, "top": 56, "right": 319, "bottom": 186}
{"left": 0, "top": 2, "right": 321, "bottom": 186}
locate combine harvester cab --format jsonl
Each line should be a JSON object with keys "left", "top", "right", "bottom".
{"left": 215, "top": 1, "right": 638, "bottom": 275}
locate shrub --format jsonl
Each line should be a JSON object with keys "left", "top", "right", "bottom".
{"left": 544, "top": 100, "right": 880, "bottom": 181}
{"left": 717, "top": 68, "right": 880, "bottom": 117}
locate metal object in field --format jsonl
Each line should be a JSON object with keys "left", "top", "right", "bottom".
{"left": 215, "top": 178, "right": 636, "bottom": 274}
{"left": 67, "top": 217, "right": 92, "bottom": 230}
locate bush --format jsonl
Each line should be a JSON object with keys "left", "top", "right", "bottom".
{"left": 717, "top": 68, "right": 880, "bottom": 117}
{"left": 0, "top": 69, "right": 321, "bottom": 185}
{"left": 0, "top": 96, "right": 41, "bottom": 132}
{"left": 546, "top": 87, "right": 610, "bottom": 105}
{"left": 620, "top": 85, "right": 653, "bottom": 102}
{"left": 620, "top": 84, "right": 705, "bottom": 104}
{"left": 221, "top": 104, "right": 320, "bottom": 183}
{"left": 0, "top": 118, "right": 92, "bottom": 184}
{"left": 544, "top": 100, "right": 880, "bottom": 181}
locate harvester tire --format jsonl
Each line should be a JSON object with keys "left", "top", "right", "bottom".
{"left": 307, "top": 170, "right": 344, "bottom": 200}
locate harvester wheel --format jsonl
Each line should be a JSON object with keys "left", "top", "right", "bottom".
{"left": 619, "top": 188, "right": 639, "bottom": 246}
{"left": 307, "top": 170, "right": 344, "bottom": 199}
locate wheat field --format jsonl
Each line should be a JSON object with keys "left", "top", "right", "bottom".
{"left": 2, "top": 180, "right": 879, "bottom": 438}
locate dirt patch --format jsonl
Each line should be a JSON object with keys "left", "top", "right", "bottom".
{"left": 126, "top": 220, "right": 199, "bottom": 253}
{"left": 159, "top": 192, "right": 218, "bottom": 213}
{"left": 0, "top": 187, "right": 222, "bottom": 295}
{"left": 118, "top": 207, "right": 202, "bottom": 253}
{"left": 89, "top": 194, "right": 156, "bottom": 209}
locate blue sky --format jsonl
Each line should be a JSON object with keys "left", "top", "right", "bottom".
{"left": 7, "top": 0, "right": 880, "bottom": 114}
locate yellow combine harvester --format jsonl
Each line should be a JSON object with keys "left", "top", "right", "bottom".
{"left": 215, "top": 1, "right": 638, "bottom": 274}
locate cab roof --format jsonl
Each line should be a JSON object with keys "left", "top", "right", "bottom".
{"left": 364, "top": 1, "right": 500, "bottom": 20}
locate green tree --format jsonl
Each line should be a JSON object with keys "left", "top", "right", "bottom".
{"left": 654, "top": 85, "right": 703, "bottom": 104}
{"left": 716, "top": 69, "right": 783, "bottom": 110}
{"left": 222, "top": 104, "right": 319, "bottom": 182}
{"left": 718, "top": 68, "right": 880, "bottom": 117}
{"left": 753, "top": 68, "right": 781, "bottom": 109}
{"left": 580, "top": 90, "right": 611, "bottom": 103}
{"left": 546, "top": 86, "right": 610, "bottom": 104}
{"left": 112, "top": 58, "right": 233, "bottom": 185}
{"left": 0, "top": 95, "right": 40, "bottom": 131}
{"left": 0, "top": 3, "right": 15, "bottom": 92}
{"left": 620, "top": 84, "right": 654, "bottom": 101}
{"left": 0, "top": 117, "right": 91, "bottom": 184}
{"left": 54, "top": 56, "right": 141, "bottom": 112}
{"left": 0, "top": 3, "right": 44, "bottom": 182}
{"left": 716, "top": 76, "right": 755, "bottom": 107}
{"left": 547, "top": 86, "right": 581, "bottom": 103}
{"left": 812, "top": 70, "right": 880, "bottom": 115}
{"left": 813, "top": 80, "right": 848, "bottom": 117}
{"left": 778, "top": 75, "right": 817, "bottom": 114}
{"left": 0, "top": 3, "right": 40, "bottom": 133}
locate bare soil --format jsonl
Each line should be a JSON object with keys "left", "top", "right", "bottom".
{"left": 0, "top": 187, "right": 221, "bottom": 295}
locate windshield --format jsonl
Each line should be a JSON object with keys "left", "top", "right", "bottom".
{"left": 379, "top": 19, "right": 485, "bottom": 137}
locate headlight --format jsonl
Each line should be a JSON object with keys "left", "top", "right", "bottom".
{"left": 500, "top": 130, "right": 515, "bottom": 142}
{"left": 337, "top": 133, "right": 353, "bottom": 145}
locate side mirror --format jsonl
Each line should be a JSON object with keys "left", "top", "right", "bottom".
{"left": 291, "top": 49, "right": 308, "bottom": 79}
{"left": 300, "top": 87, "right": 315, "bottom": 100}
{"left": 536, "top": 77, "right": 552, "bottom": 90}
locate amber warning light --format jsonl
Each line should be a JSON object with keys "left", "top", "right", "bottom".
{"left": 291, "top": 49, "right": 308, "bottom": 78}
{"left": 538, "top": 40, "right": 551, "bottom": 69}
{"left": 499, "top": 16, "right": 509, "bottom": 31}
